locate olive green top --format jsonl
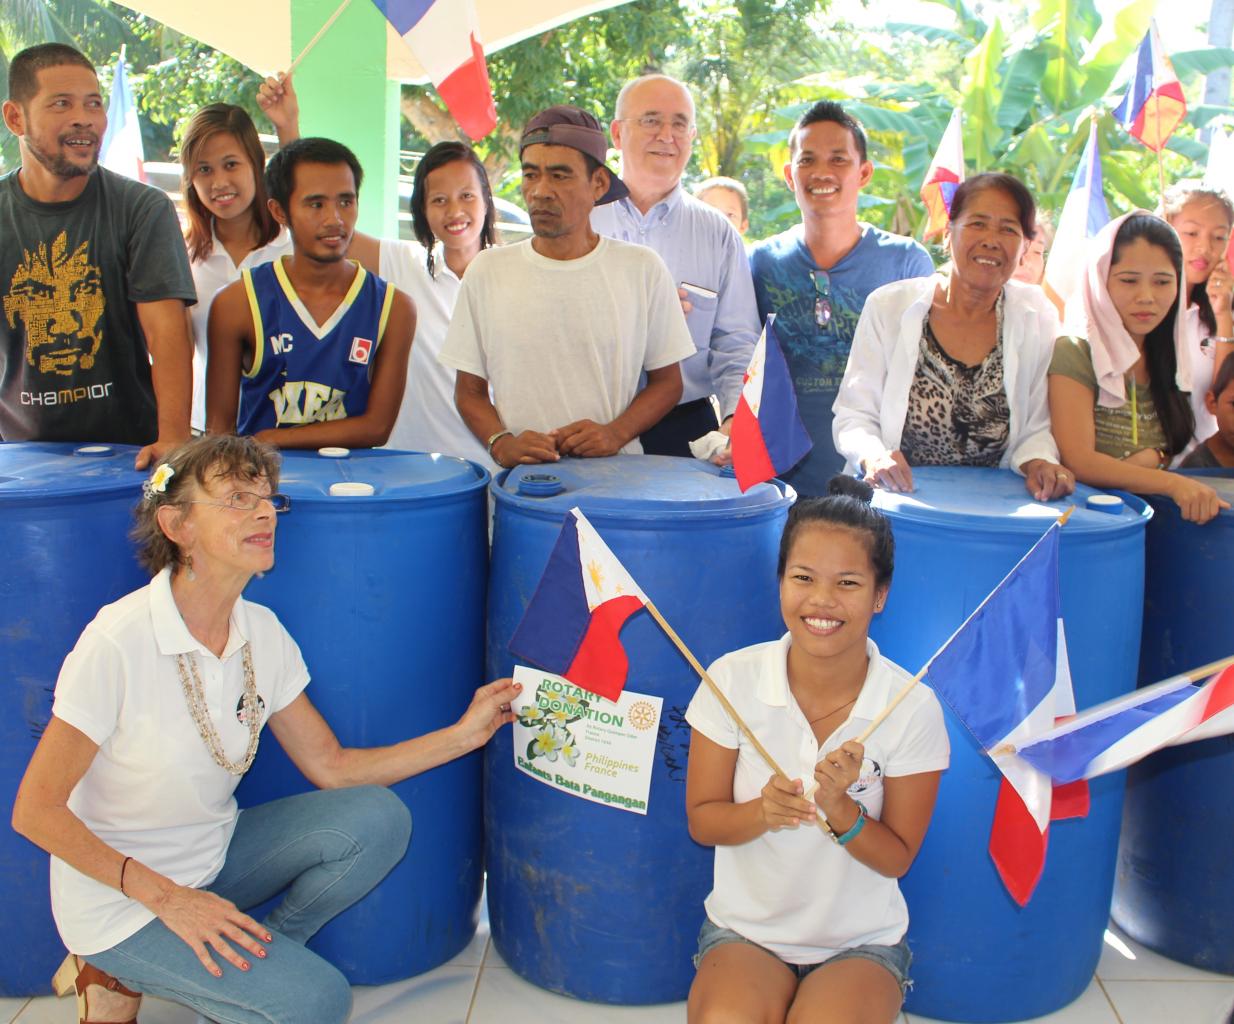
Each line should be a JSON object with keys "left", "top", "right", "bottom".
{"left": 1049, "top": 336, "right": 1167, "bottom": 459}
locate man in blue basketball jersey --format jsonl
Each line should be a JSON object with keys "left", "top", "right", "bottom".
{"left": 206, "top": 137, "right": 414, "bottom": 447}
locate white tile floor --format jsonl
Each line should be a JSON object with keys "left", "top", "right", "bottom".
{"left": 6, "top": 919, "right": 1231, "bottom": 1024}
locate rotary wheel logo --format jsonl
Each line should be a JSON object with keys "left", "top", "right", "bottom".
{"left": 628, "top": 700, "right": 658, "bottom": 731}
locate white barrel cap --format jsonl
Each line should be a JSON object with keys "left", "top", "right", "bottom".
{"left": 329, "top": 481, "right": 375, "bottom": 497}
{"left": 318, "top": 446, "right": 350, "bottom": 458}
{"left": 1086, "top": 493, "right": 1124, "bottom": 514}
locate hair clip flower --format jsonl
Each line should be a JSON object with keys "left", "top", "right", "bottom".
{"left": 143, "top": 463, "right": 175, "bottom": 501}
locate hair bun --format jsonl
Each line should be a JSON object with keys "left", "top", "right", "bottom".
{"left": 827, "top": 475, "right": 874, "bottom": 504}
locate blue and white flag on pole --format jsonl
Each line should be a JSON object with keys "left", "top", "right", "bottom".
{"left": 921, "top": 520, "right": 1083, "bottom": 906}
{"left": 100, "top": 48, "right": 145, "bottom": 183}
{"left": 1044, "top": 118, "right": 1108, "bottom": 311}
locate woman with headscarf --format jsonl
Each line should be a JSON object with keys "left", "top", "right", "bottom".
{"left": 1048, "top": 211, "right": 1230, "bottom": 524}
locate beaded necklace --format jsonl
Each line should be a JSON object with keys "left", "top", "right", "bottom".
{"left": 175, "top": 644, "right": 262, "bottom": 775}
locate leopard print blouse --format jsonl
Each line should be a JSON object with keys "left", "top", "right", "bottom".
{"left": 899, "top": 298, "right": 1011, "bottom": 467}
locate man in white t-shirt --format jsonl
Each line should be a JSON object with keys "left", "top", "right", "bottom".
{"left": 439, "top": 105, "right": 695, "bottom": 468}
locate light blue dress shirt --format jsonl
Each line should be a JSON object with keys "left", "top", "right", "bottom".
{"left": 592, "top": 185, "right": 759, "bottom": 417}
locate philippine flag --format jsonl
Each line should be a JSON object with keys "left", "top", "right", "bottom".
{"left": 1044, "top": 119, "right": 1110, "bottom": 312}
{"left": 923, "top": 521, "right": 1087, "bottom": 905}
{"left": 371, "top": 0, "right": 497, "bottom": 140}
{"left": 1015, "top": 661, "right": 1234, "bottom": 782}
{"left": 1111, "top": 19, "right": 1187, "bottom": 153}
{"left": 729, "top": 315, "right": 812, "bottom": 493}
{"left": 509, "top": 508, "right": 648, "bottom": 703}
{"left": 920, "top": 108, "right": 964, "bottom": 239}
{"left": 100, "top": 49, "right": 145, "bottom": 183}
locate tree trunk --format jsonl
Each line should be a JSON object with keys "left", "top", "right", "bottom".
{"left": 398, "top": 89, "right": 514, "bottom": 187}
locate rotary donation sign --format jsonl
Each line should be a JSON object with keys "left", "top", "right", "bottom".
{"left": 510, "top": 665, "right": 663, "bottom": 815}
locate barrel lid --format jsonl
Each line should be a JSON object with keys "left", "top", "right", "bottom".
{"left": 493, "top": 455, "right": 792, "bottom": 522}
{"left": 276, "top": 448, "right": 487, "bottom": 503}
{"left": 871, "top": 467, "right": 1150, "bottom": 535}
{"left": 0, "top": 441, "right": 144, "bottom": 501}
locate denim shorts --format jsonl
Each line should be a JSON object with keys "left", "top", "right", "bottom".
{"left": 693, "top": 918, "right": 913, "bottom": 993}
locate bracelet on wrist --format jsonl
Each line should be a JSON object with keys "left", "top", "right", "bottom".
{"left": 832, "top": 800, "right": 868, "bottom": 846}
{"left": 486, "top": 429, "right": 512, "bottom": 461}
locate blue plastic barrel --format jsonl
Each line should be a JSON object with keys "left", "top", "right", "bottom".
{"left": 868, "top": 467, "right": 1150, "bottom": 1023}
{"left": 1113, "top": 469, "right": 1234, "bottom": 974}
{"left": 0, "top": 442, "right": 147, "bottom": 997}
{"left": 485, "top": 457, "right": 792, "bottom": 1004}
{"left": 234, "top": 448, "right": 489, "bottom": 985}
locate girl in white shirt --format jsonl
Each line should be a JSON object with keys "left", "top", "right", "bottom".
{"left": 181, "top": 103, "right": 292, "bottom": 431}
{"left": 1160, "top": 184, "right": 1234, "bottom": 440}
{"left": 685, "top": 476, "right": 949, "bottom": 1024}
{"left": 369, "top": 142, "right": 497, "bottom": 460}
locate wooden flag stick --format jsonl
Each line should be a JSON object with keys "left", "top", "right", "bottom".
{"left": 989, "top": 651, "right": 1234, "bottom": 759}
{"left": 856, "top": 505, "right": 1076, "bottom": 746}
{"left": 644, "top": 600, "right": 835, "bottom": 837}
{"left": 286, "top": 0, "right": 355, "bottom": 77}
{"left": 1153, "top": 92, "right": 1168, "bottom": 202}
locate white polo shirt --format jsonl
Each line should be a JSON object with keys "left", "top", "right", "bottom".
{"left": 188, "top": 227, "right": 294, "bottom": 430}
{"left": 686, "top": 634, "right": 949, "bottom": 964}
{"left": 377, "top": 239, "right": 490, "bottom": 466}
{"left": 50, "top": 568, "right": 310, "bottom": 955}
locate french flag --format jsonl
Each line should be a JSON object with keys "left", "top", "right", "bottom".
{"left": 920, "top": 108, "right": 964, "bottom": 239}
{"left": 509, "top": 508, "right": 648, "bottom": 703}
{"left": 100, "top": 49, "right": 145, "bottom": 183}
{"left": 372, "top": 0, "right": 497, "bottom": 140}
{"left": 923, "top": 521, "right": 1087, "bottom": 906}
{"left": 1044, "top": 118, "right": 1110, "bottom": 312}
{"left": 1111, "top": 19, "right": 1187, "bottom": 154}
{"left": 1015, "top": 661, "right": 1234, "bottom": 782}
{"left": 729, "top": 315, "right": 812, "bottom": 493}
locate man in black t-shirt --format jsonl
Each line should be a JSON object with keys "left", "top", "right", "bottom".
{"left": 0, "top": 43, "right": 195, "bottom": 467}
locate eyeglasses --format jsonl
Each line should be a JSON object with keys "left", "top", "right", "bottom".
{"left": 810, "top": 270, "right": 833, "bottom": 329}
{"left": 186, "top": 491, "right": 291, "bottom": 513}
{"left": 622, "top": 114, "right": 694, "bottom": 137}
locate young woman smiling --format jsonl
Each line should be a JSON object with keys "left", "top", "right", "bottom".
{"left": 1049, "top": 212, "right": 1230, "bottom": 524}
{"left": 181, "top": 103, "right": 291, "bottom": 432}
{"left": 1161, "top": 183, "right": 1234, "bottom": 440}
{"left": 685, "top": 477, "right": 949, "bottom": 1024}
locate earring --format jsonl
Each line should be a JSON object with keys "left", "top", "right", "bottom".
{"left": 185, "top": 555, "right": 196, "bottom": 582}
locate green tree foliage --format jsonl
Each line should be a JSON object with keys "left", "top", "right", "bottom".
{"left": 1, "top": 0, "right": 264, "bottom": 172}
{"left": 761, "top": 0, "right": 1234, "bottom": 242}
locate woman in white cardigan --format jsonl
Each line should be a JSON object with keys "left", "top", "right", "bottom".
{"left": 833, "top": 173, "right": 1074, "bottom": 502}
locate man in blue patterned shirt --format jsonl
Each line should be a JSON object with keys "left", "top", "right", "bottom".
{"left": 750, "top": 101, "right": 934, "bottom": 495}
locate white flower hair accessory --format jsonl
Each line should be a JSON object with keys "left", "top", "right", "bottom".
{"left": 143, "top": 463, "right": 175, "bottom": 501}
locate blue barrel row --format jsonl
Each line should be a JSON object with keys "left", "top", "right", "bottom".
{"left": 2, "top": 442, "right": 1227, "bottom": 1021}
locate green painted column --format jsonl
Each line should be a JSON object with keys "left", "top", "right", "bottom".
{"left": 291, "top": 0, "right": 400, "bottom": 236}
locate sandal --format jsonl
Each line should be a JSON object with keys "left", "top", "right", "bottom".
{"left": 52, "top": 953, "right": 142, "bottom": 1024}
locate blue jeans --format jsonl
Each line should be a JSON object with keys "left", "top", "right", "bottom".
{"left": 90, "top": 785, "right": 411, "bottom": 1024}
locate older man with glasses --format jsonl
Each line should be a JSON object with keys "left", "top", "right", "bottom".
{"left": 750, "top": 100, "right": 934, "bottom": 495}
{"left": 592, "top": 74, "right": 759, "bottom": 457}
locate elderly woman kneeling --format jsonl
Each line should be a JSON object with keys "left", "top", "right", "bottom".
{"left": 12, "top": 435, "right": 518, "bottom": 1024}
{"left": 833, "top": 173, "right": 1074, "bottom": 501}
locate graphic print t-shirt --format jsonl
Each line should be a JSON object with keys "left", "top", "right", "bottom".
{"left": 750, "top": 224, "right": 934, "bottom": 494}
{"left": 0, "top": 167, "right": 196, "bottom": 444}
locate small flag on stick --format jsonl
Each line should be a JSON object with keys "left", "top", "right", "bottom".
{"left": 100, "top": 47, "right": 145, "bottom": 183}
{"left": 729, "top": 315, "right": 812, "bottom": 493}
{"left": 1111, "top": 20, "right": 1186, "bottom": 154}
{"left": 372, "top": 0, "right": 497, "bottom": 139}
{"left": 920, "top": 108, "right": 965, "bottom": 239}
{"left": 1044, "top": 117, "right": 1110, "bottom": 315}
{"left": 854, "top": 512, "right": 1084, "bottom": 905}
{"left": 1012, "top": 659, "right": 1234, "bottom": 783}
{"left": 509, "top": 508, "right": 647, "bottom": 703}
